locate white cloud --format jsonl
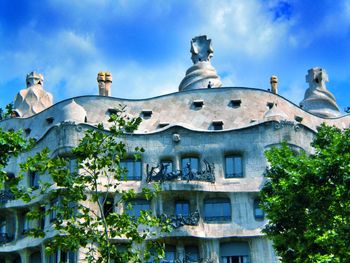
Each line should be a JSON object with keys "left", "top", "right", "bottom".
{"left": 194, "top": 0, "right": 293, "bottom": 58}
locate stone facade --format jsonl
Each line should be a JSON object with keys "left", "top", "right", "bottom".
{"left": 0, "top": 36, "right": 349, "bottom": 263}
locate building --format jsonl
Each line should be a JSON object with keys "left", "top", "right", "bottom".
{"left": 1, "top": 35, "right": 349, "bottom": 263}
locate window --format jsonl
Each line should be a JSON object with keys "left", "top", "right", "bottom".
{"left": 48, "top": 252, "right": 59, "bottom": 263}
{"left": 230, "top": 100, "right": 242, "bottom": 108}
{"left": 29, "top": 171, "right": 40, "bottom": 189}
{"left": 103, "top": 197, "right": 114, "bottom": 218}
{"left": 161, "top": 245, "right": 176, "bottom": 263}
{"left": 181, "top": 157, "right": 199, "bottom": 176}
{"left": 126, "top": 200, "right": 150, "bottom": 218}
{"left": 185, "top": 246, "right": 199, "bottom": 262}
{"left": 204, "top": 198, "right": 231, "bottom": 222}
{"left": 30, "top": 251, "right": 41, "bottom": 263}
{"left": 254, "top": 199, "right": 264, "bottom": 220}
{"left": 61, "top": 251, "right": 77, "bottom": 263}
{"left": 175, "top": 201, "right": 189, "bottom": 216}
{"left": 212, "top": 120, "right": 224, "bottom": 130}
{"left": 225, "top": 156, "right": 243, "bottom": 178}
{"left": 120, "top": 159, "right": 142, "bottom": 180}
{"left": 220, "top": 242, "right": 250, "bottom": 263}
{"left": 50, "top": 199, "right": 59, "bottom": 222}
{"left": 160, "top": 160, "right": 173, "bottom": 175}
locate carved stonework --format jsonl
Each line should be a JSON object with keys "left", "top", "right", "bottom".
{"left": 299, "top": 67, "right": 341, "bottom": 118}
{"left": 179, "top": 35, "right": 222, "bottom": 91}
{"left": 146, "top": 160, "right": 215, "bottom": 183}
{"left": 13, "top": 72, "right": 53, "bottom": 117}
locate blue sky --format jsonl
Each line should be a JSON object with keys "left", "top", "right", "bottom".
{"left": 1, "top": 0, "right": 350, "bottom": 112}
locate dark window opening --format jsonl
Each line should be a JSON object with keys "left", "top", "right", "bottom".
{"left": 46, "top": 117, "right": 54, "bottom": 124}
{"left": 160, "top": 160, "right": 173, "bottom": 174}
{"left": 295, "top": 115, "right": 303, "bottom": 122}
{"left": 175, "top": 201, "right": 189, "bottom": 216}
{"left": 29, "top": 171, "right": 40, "bottom": 189}
{"left": 185, "top": 246, "right": 199, "bottom": 262}
{"left": 120, "top": 159, "right": 142, "bottom": 180}
{"left": 204, "top": 198, "right": 231, "bottom": 222}
{"left": 193, "top": 100, "right": 204, "bottom": 108}
{"left": 254, "top": 199, "right": 265, "bottom": 220}
{"left": 230, "top": 100, "right": 242, "bottom": 108}
{"left": 142, "top": 110, "right": 152, "bottom": 118}
{"left": 212, "top": 120, "right": 223, "bottom": 130}
{"left": 125, "top": 199, "right": 150, "bottom": 219}
{"left": 225, "top": 156, "right": 243, "bottom": 178}
{"left": 103, "top": 197, "right": 114, "bottom": 218}
{"left": 267, "top": 102, "right": 274, "bottom": 109}
{"left": 181, "top": 157, "right": 199, "bottom": 176}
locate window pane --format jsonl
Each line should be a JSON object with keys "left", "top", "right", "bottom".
{"left": 161, "top": 161, "right": 173, "bottom": 174}
{"left": 204, "top": 199, "right": 231, "bottom": 221}
{"left": 185, "top": 246, "right": 199, "bottom": 262}
{"left": 254, "top": 200, "right": 264, "bottom": 219}
{"left": 225, "top": 156, "right": 242, "bottom": 178}
{"left": 182, "top": 157, "right": 199, "bottom": 175}
{"left": 134, "top": 161, "right": 141, "bottom": 179}
{"left": 120, "top": 160, "right": 142, "bottom": 180}
{"left": 175, "top": 201, "right": 189, "bottom": 216}
{"left": 127, "top": 200, "right": 150, "bottom": 218}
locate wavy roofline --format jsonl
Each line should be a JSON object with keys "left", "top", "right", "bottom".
{"left": 1, "top": 86, "right": 348, "bottom": 125}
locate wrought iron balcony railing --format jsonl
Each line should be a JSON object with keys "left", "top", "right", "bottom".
{"left": 160, "top": 210, "right": 200, "bottom": 229}
{"left": 146, "top": 161, "right": 215, "bottom": 183}
{"left": 0, "top": 190, "right": 15, "bottom": 204}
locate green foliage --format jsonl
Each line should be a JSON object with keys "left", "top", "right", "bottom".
{"left": 0, "top": 103, "right": 14, "bottom": 121}
{"left": 260, "top": 124, "right": 350, "bottom": 263}
{"left": 2, "top": 106, "right": 169, "bottom": 262}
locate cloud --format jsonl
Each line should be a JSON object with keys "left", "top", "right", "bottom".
{"left": 193, "top": 0, "right": 293, "bottom": 58}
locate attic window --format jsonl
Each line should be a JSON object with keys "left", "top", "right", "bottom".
{"left": 230, "top": 100, "right": 241, "bottom": 108}
{"left": 107, "top": 108, "right": 118, "bottom": 115}
{"left": 193, "top": 100, "right": 204, "bottom": 108}
{"left": 295, "top": 115, "right": 303, "bottom": 122}
{"left": 267, "top": 102, "right": 274, "bottom": 109}
{"left": 158, "top": 122, "right": 169, "bottom": 128}
{"left": 141, "top": 110, "right": 152, "bottom": 118}
{"left": 212, "top": 120, "right": 224, "bottom": 130}
{"left": 46, "top": 117, "right": 54, "bottom": 124}
{"left": 24, "top": 128, "right": 31, "bottom": 135}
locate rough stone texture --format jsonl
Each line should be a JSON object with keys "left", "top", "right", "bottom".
{"left": 179, "top": 36, "right": 222, "bottom": 91}
{"left": 13, "top": 72, "right": 53, "bottom": 118}
{"left": 1, "top": 79, "right": 350, "bottom": 261}
{"left": 300, "top": 67, "right": 341, "bottom": 118}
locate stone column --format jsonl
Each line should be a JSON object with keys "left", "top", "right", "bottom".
{"left": 19, "top": 249, "right": 29, "bottom": 263}
{"left": 176, "top": 244, "right": 185, "bottom": 262}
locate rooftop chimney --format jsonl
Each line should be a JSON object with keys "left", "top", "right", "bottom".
{"left": 97, "top": 72, "right": 112, "bottom": 96}
{"left": 270, "top": 75, "right": 278, "bottom": 94}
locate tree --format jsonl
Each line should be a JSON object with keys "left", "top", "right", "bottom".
{"left": 260, "top": 124, "right": 350, "bottom": 263}
{"left": 1, "top": 106, "right": 170, "bottom": 262}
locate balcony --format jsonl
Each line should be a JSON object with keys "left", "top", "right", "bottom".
{"left": 0, "top": 233, "right": 14, "bottom": 245}
{"left": 0, "top": 190, "right": 15, "bottom": 204}
{"left": 160, "top": 210, "right": 200, "bottom": 229}
{"left": 146, "top": 160, "right": 215, "bottom": 183}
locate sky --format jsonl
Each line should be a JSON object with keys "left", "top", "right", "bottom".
{"left": 1, "top": 0, "right": 350, "bottom": 112}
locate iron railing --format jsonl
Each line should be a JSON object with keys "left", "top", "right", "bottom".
{"left": 146, "top": 160, "right": 215, "bottom": 183}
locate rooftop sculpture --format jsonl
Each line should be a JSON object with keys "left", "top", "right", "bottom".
{"left": 179, "top": 35, "right": 222, "bottom": 91}
{"left": 299, "top": 67, "right": 341, "bottom": 118}
{"left": 13, "top": 72, "right": 53, "bottom": 117}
